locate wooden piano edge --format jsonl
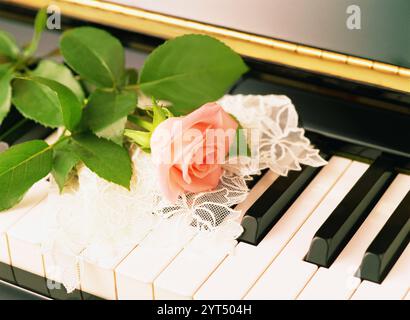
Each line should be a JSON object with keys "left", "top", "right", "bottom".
{"left": 2, "top": 0, "right": 410, "bottom": 93}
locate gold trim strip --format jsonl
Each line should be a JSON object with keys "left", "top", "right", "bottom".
{"left": 4, "top": 0, "right": 410, "bottom": 92}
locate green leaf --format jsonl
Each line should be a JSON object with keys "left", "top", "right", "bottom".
{"left": 0, "top": 140, "right": 52, "bottom": 211}
{"left": 127, "top": 114, "right": 153, "bottom": 132}
{"left": 152, "top": 104, "right": 167, "bottom": 128}
{"left": 0, "top": 31, "right": 20, "bottom": 60}
{"left": 32, "top": 60, "right": 85, "bottom": 102}
{"left": 0, "top": 64, "right": 13, "bottom": 125}
{"left": 52, "top": 139, "right": 79, "bottom": 192}
{"left": 71, "top": 133, "right": 132, "bottom": 188}
{"left": 124, "top": 129, "right": 151, "bottom": 151}
{"left": 24, "top": 7, "right": 47, "bottom": 57}
{"left": 84, "top": 89, "right": 136, "bottom": 132}
{"left": 12, "top": 77, "right": 82, "bottom": 130}
{"left": 139, "top": 34, "right": 248, "bottom": 115}
{"left": 121, "top": 68, "right": 138, "bottom": 86}
{"left": 95, "top": 117, "right": 127, "bottom": 145}
{"left": 60, "top": 27, "right": 125, "bottom": 88}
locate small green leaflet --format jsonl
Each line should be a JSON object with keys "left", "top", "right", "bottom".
{"left": 32, "top": 60, "right": 85, "bottom": 102}
{"left": 12, "top": 77, "right": 82, "bottom": 130}
{"left": 0, "top": 30, "right": 20, "bottom": 60}
{"left": 0, "top": 64, "right": 13, "bottom": 125}
{"left": 84, "top": 89, "right": 136, "bottom": 132}
{"left": 124, "top": 129, "right": 151, "bottom": 151}
{"left": 52, "top": 140, "right": 79, "bottom": 192}
{"left": 139, "top": 34, "right": 248, "bottom": 115}
{"left": 71, "top": 133, "right": 132, "bottom": 189}
{"left": 60, "top": 27, "right": 125, "bottom": 88}
{"left": 24, "top": 7, "right": 47, "bottom": 57}
{"left": 0, "top": 140, "right": 52, "bottom": 211}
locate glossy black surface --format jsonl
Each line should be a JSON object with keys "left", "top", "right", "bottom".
{"left": 0, "top": 10, "right": 408, "bottom": 299}
{"left": 357, "top": 191, "right": 410, "bottom": 283}
{"left": 239, "top": 160, "right": 327, "bottom": 245}
{"left": 0, "top": 263, "right": 88, "bottom": 300}
{"left": 233, "top": 78, "right": 410, "bottom": 158}
{"left": 2, "top": 4, "right": 410, "bottom": 157}
{"left": 120, "top": 0, "right": 410, "bottom": 68}
{"left": 0, "top": 109, "right": 52, "bottom": 146}
{"left": 305, "top": 156, "right": 397, "bottom": 267}
{"left": 0, "top": 262, "right": 15, "bottom": 284}
{"left": 0, "top": 280, "right": 46, "bottom": 300}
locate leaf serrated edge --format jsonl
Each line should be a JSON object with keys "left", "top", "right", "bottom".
{"left": 0, "top": 141, "right": 51, "bottom": 178}
{"left": 60, "top": 27, "right": 123, "bottom": 88}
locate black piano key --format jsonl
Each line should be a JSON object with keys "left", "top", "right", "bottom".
{"left": 0, "top": 108, "right": 23, "bottom": 138}
{"left": 12, "top": 124, "right": 52, "bottom": 145}
{"left": 0, "top": 109, "right": 52, "bottom": 146}
{"left": 1, "top": 121, "right": 52, "bottom": 146}
{"left": 305, "top": 156, "right": 396, "bottom": 268}
{"left": 239, "top": 157, "right": 328, "bottom": 245}
{"left": 356, "top": 190, "right": 410, "bottom": 284}
{"left": 246, "top": 168, "right": 268, "bottom": 189}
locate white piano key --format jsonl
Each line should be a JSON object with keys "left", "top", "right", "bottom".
{"left": 245, "top": 161, "right": 369, "bottom": 299}
{"left": 298, "top": 174, "right": 410, "bottom": 300}
{"left": 0, "top": 180, "right": 49, "bottom": 265}
{"left": 351, "top": 244, "right": 410, "bottom": 300}
{"left": 1, "top": 131, "right": 65, "bottom": 283}
{"left": 7, "top": 189, "right": 87, "bottom": 297}
{"left": 154, "top": 233, "right": 233, "bottom": 300}
{"left": 80, "top": 246, "right": 134, "bottom": 299}
{"left": 194, "top": 156, "right": 351, "bottom": 300}
{"left": 404, "top": 290, "right": 410, "bottom": 300}
{"left": 116, "top": 218, "right": 195, "bottom": 300}
{"left": 80, "top": 221, "right": 156, "bottom": 300}
{"left": 119, "top": 168, "right": 279, "bottom": 300}
{"left": 44, "top": 128, "right": 64, "bottom": 145}
{"left": 7, "top": 198, "right": 51, "bottom": 278}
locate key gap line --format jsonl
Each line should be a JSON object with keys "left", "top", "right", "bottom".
{"left": 347, "top": 279, "right": 363, "bottom": 300}
{"left": 242, "top": 158, "right": 355, "bottom": 298}
{"left": 4, "top": 234, "right": 17, "bottom": 284}
{"left": 40, "top": 254, "right": 52, "bottom": 297}
{"left": 295, "top": 267, "right": 319, "bottom": 300}
{"left": 154, "top": 168, "right": 280, "bottom": 298}
{"left": 152, "top": 236, "right": 196, "bottom": 300}
{"left": 192, "top": 250, "right": 232, "bottom": 299}
{"left": 111, "top": 227, "right": 156, "bottom": 299}
{"left": 403, "top": 288, "right": 410, "bottom": 300}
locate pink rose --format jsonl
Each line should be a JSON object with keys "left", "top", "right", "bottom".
{"left": 151, "top": 102, "right": 238, "bottom": 203}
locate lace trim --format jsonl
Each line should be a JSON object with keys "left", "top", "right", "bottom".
{"left": 41, "top": 94, "right": 327, "bottom": 293}
{"left": 219, "top": 95, "right": 327, "bottom": 176}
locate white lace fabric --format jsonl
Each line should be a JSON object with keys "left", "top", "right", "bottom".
{"left": 41, "top": 94, "right": 327, "bottom": 293}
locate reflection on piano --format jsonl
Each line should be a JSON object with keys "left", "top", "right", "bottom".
{"left": 0, "top": 0, "right": 409, "bottom": 300}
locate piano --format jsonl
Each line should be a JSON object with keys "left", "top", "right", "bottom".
{"left": 0, "top": 0, "right": 409, "bottom": 300}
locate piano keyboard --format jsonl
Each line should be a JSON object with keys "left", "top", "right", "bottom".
{"left": 0, "top": 132, "right": 409, "bottom": 300}
{"left": 1, "top": 1, "right": 409, "bottom": 302}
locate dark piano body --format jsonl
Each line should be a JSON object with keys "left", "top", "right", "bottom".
{"left": 0, "top": 0, "right": 408, "bottom": 300}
